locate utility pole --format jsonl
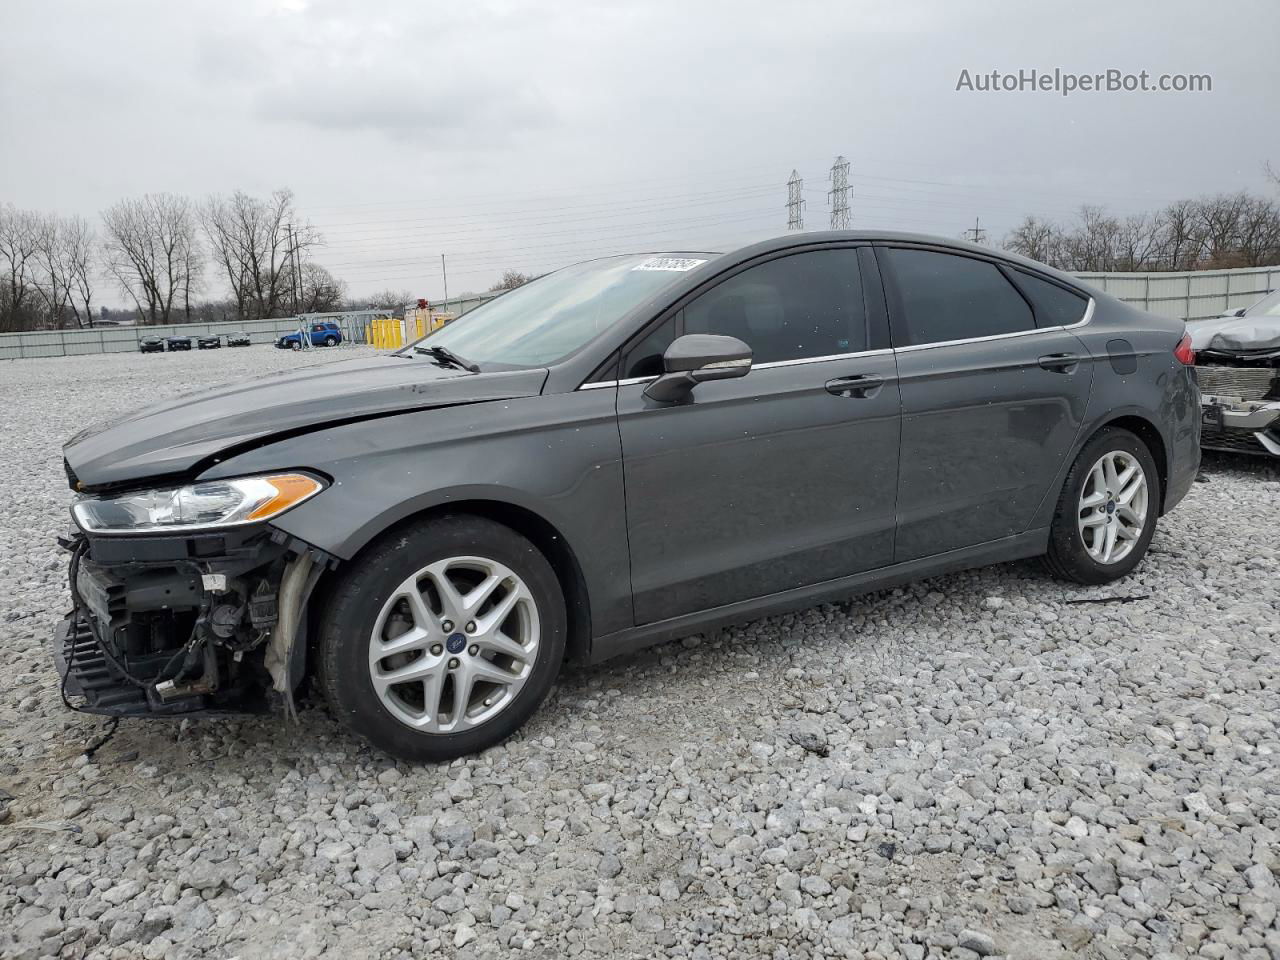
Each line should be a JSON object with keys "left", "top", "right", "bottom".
{"left": 786, "top": 170, "right": 805, "bottom": 231}
{"left": 285, "top": 223, "right": 302, "bottom": 315}
{"left": 964, "top": 217, "right": 987, "bottom": 245}
{"left": 441, "top": 254, "right": 449, "bottom": 307}
{"left": 828, "top": 156, "right": 851, "bottom": 230}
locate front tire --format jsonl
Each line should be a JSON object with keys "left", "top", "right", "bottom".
{"left": 1044, "top": 427, "right": 1161, "bottom": 584}
{"left": 318, "top": 515, "right": 566, "bottom": 761}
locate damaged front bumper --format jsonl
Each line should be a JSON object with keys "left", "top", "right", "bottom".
{"left": 1199, "top": 395, "right": 1280, "bottom": 457}
{"left": 53, "top": 525, "right": 333, "bottom": 718}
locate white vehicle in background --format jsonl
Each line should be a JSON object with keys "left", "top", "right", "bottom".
{"left": 1189, "top": 289, "right": 1280, "bottom": 457}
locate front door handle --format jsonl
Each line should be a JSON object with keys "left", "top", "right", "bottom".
{"left": 1038, "top": 352, "right": 1080, "bottom": 373}
{"left": 825, "top": 374, "right": 884, "bottom": 398}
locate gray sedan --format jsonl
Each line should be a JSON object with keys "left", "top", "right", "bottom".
{"left": 56, "top": 232, "right": 1200, "bottom": 761}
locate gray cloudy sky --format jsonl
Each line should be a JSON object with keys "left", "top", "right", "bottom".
{"left": 3, "top": 0, "right": 1278, "bottom": 302}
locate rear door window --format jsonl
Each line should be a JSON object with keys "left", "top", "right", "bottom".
{"left": 884, "top": 248, "right": 1035, "bottom": 347}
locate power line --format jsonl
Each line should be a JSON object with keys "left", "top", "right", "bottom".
{"left": 829, "top": 156, "right": 851, "bottom": 230}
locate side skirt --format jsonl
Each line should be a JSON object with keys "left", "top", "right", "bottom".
{"left": 588, "top": 529, "right": 1049, "bottom": 664}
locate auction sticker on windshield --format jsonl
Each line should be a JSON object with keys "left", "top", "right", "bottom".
{"left": 632, "top": 257, "right": 708, "bottom": 271}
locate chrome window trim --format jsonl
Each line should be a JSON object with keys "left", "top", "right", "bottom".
{"left": 576, "top": 297, "right": 1091, "bottom": 389}
{"left": 578, "top": 347, "right": 894, "bottom": 390}
{"left": 894, "top": 297, "right": 1094, "bottom": 353}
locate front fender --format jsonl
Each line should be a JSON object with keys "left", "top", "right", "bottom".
{"left": 200, "top": 390, "right": 634, "bottom": 636}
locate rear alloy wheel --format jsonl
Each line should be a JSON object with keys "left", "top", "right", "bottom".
{"left": 319, "top": 515, "right": 565, "bottom": 761}
{"left": 324, "top": 335, "right": 338, "bottom": 346}
{"left": 1045, "top": 427, "right": 1161, "bottom": 584}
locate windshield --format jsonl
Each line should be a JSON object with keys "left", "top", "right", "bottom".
{"left": 1245, "top": 289, "right": 1280, "bottom": 318}
{"left": 406, "top": 253, "right": 714, "bottom": 367}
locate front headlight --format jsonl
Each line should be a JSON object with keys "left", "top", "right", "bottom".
{"left": 71, "top": 473, "right": 325, "bottom": 534}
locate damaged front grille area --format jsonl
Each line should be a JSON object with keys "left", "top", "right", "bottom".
{"left": 1194, "top": 365, "right": 1278, "bottom": 401}
{"left": 54, "top": 527, "right": 332, "bottom": 718}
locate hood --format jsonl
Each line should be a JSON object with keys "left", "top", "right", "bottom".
{"left": 64, "top": 354, "right": 549, "bottom": 489}
{"left": 1188, "top": 315, "right": 1280, "bottom": 354}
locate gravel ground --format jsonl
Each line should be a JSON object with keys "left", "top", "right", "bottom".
{"left": 1, "top": 347, "right": 1278, "bottom": 960}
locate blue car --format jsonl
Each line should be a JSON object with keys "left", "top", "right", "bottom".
{"left": 276, "top": 321, "right": 343, "bottom": 350}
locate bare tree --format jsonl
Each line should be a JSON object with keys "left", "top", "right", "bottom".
{"left": 28, "top": 215, "right": 98, "bottom": 329}
{"left": 489, "top": 270, "right": 532, "bottom": 291}
{"left": 102, "top": 193, "right": 201, "bottom": 325}
{"left": 359, "top": 289, "right": 413, "bottom": 312}
{"left": 1193, "top": 192, "right": 1251, "bottom": 266}
{"left": 31, "top": 215, "right": 74, "bottom": 327}
{"left": 0, "top": 203, "right": 40, "bottom": 331}
{"left": 1234, "top": 195, "right": 1280, "bottom": 266}
{"left": 202, "top": 189, "right": 316, "bottom": 321}
{"left": 1112, "top": 212, "right": 1164, "bottom": 272}
{"left": 61, "top": 216, "right": 97, "bottom": 328}
{"left": 1153, "top": 198, "right": 1204, "bottom": 271}
{"left": 298, "top": 262, "right": 346, "bottom": 313}
{"left": 1002, "top": 216, "right": 1061, "bottom": 264}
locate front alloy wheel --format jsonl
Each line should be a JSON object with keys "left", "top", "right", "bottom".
{"left": 370, "top": 556, "right": 540, "bottom": 733}
{"left": 319, "top": 515, "right": 565, "bottom": 761}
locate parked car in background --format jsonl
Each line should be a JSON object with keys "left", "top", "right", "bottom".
{"left": 55, "top": 232, "right": 1200, "bottom": 762}
{"left": 138, "top": 335, "right": 164, "bottom": 353}
{"left": 197, "top": 335, "right": 222, "bottom": 350}
{"left": 1189, "top": 288, "right": 1280, "bottom": 457}
{"left": 227, "top": 332, "right": 251, "bottom": 347}
{"left": 165, "top": 335, "right": 192, "bottom": 351}
{"left": 276, "top": 321, "right": 343, "bottom": 350}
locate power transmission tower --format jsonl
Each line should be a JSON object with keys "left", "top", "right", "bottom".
{"left": 828, "top": 156, "right": 851, "bottom": 229}
{"left": 786, "top": 170, "right": 805, "bottom": 230}
{"left": 964, "top": 217, "right": 987, "bottom": 245}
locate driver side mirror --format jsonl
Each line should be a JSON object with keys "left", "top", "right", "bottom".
{"left": 643, "top": 334, "right": 752, "bottom": 403}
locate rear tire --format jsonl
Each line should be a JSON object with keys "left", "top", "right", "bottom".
{"left": 324, "top": 335, "right": 338, "bottom": 346}
{"left": 1044, "top": 427, "right": 1161, "bottom": 584}
{"left": 319, "top": 515, "right": 566, "bottom": 762}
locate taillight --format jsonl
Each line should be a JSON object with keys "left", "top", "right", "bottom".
{"left": 1174, "top": 332, "right": 1195, "bottom": 366}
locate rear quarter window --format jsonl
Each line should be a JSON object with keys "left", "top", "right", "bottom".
{"left": 1012, "top": 270, "right": 1089, "bottom": 327}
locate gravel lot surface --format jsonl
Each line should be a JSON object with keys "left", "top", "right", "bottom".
{"left": 1, "top": 347, "right": 1278, "bottom": 960}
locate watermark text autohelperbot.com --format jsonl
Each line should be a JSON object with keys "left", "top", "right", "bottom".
{"left": 956, "top": 68, "right": 1211, "bottom": 96}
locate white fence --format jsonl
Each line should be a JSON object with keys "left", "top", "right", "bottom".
{"left": 1075, "top": 265, "right": 1279, "bottom": 323}
{"left": 0, "top": 311, "right": 388, "bottom": 361}
{"left": 3, "top": 266, "right": 1277, "bottom": 361}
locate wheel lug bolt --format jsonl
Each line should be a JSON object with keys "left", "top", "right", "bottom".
{"left": 465, "top": 621, "right": 477, "bottom": 634}
{"left": 468, "top": 644, "right": 479, "bottom": 656}
{"left": 430, "top": 643, "right": 443, "bottom": 655}
{"left": 441, "top": 620, "right": 454, "bottom": 632}
{"left": 448, "top": 657, "right": 459, "bottom": 669}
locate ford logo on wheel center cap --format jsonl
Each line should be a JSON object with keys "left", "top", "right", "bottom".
{"left": 446, "top": 633, "right": 467, "bottom": 654}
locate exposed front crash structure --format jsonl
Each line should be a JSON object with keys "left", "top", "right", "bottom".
{"left": 54, "top": 524, "right": 333, "bottom": 717}
{"left": 1190, "top": 315, "right": 1280, "bottom": 457}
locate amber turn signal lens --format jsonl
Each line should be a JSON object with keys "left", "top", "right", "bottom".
{"left": 245, "top": 474, "right": 325, "bottom": 521}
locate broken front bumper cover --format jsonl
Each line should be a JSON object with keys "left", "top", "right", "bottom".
{"left": 53, "top": 524, "right": 334, "bottom": 719}
{"left": 53, "top": 611, "right": 231, "bottom": 716}
{"left": 1200, "top": 395, "right": 1280, "bottom": 457}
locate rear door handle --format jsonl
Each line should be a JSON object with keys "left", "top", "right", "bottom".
{"left": 825, "top": 374, "right": 885, "bottom": 398}
{"left": 1038, "top": 352, "right": 1080, "bottom": 373}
